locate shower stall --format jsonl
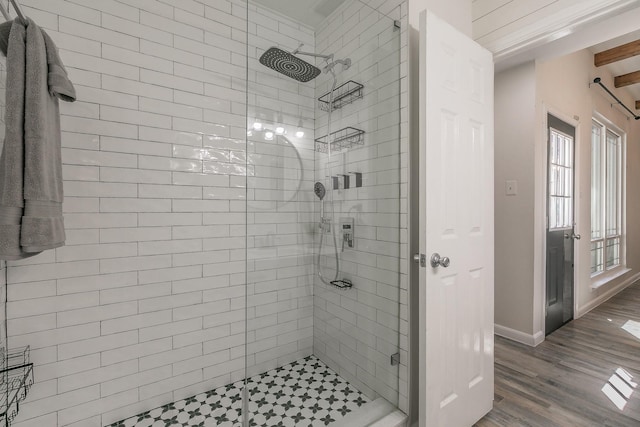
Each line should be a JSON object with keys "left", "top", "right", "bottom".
{"left": 242, "top": 0, "right": 404, "bottom": 425}
{"left": 0, "top": 1, "right": 405, "bottom": 426}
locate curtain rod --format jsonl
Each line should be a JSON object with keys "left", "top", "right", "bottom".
{"left": 592, "top": 77, "right": 640, "bottom": 121}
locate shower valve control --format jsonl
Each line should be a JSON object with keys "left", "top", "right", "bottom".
{"left": 340, "top": 217, "right": 355, "bottom": 250}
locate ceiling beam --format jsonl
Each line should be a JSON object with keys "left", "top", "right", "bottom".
{"left": 595, "top": 39, "right": 640, "bottom": 67}
{"left": 614, "top": 70, "right": 640, "bottom": 88}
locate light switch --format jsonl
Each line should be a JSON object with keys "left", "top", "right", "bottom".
{"left": 505, "top": 180, "right": 518, "bottom": 196}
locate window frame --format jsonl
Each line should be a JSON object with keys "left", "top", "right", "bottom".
{"left": 590, "top": 114, "right": 627, "bottom": 286}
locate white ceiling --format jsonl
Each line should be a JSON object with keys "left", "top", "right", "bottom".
{"left": 590, "top": 30, "right": 640, "bottom": 103}
{"left": 252, "top": 0, "right": 345, "bottom": 29}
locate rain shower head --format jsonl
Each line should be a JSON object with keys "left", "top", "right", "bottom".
{"left": 259, "top": 47, "right": 322, "bottom": 83}
{"left": 314, "top": 182, "right": 326, "bottom": 200}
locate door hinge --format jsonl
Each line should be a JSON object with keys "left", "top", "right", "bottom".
{"left": 390, "top": 352, "right": 400, "bottom": 366}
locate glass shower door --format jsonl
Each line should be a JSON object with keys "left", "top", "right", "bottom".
{"left": 244, "top": 0, "right": 403, "bottom": 425}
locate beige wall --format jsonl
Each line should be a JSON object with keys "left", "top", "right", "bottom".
{"left": 494, "top": 62, "right": 537, "bottom": 335}
{"left": 494, "top": 48, "right": 640, "bottom": 342}
{"left": 537, "top": 49, "right": 640, "bottom": 314}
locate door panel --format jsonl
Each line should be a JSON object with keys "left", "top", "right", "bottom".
{"left": 419, "top": 10, "right": 494, "bottom": 427}
{"left": 545, "top": 114, "right": 575, "bottom": 335}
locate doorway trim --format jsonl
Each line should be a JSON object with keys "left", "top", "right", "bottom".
{"left": 534, "top": 105, "right": 581, "bottom": 342}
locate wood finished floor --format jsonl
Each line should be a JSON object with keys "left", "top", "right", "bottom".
{"left": 477, "top": 282, "right": 640, "bottom": 427}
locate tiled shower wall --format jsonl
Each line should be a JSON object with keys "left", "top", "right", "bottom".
{"left": 0, "top": 50, "right": 5, "bottom": 354}
{"left": 9, "top": 1, "right": 257, "bottom": 425}
{"left": 312, "top": 0, "right": 409, "bottom": 412}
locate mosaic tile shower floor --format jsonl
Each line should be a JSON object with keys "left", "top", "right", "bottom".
{"left": 109, "top": 355, "right": 370, "bottom": 427}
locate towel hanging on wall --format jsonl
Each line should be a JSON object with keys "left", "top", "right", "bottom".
{"left": 0, "top": 16, "right": 76, "bottom": 260}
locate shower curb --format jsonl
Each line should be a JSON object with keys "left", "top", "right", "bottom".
{"left": 331, "top": 397, "right": 407, "bottom": 427}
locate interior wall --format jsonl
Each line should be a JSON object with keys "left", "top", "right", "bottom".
{"left": 0, "top": 45, "right": 6, "bottom": 397}
{"left": 9, "top": 1, "right": 250, "bottom": 425}
{"left": 536, "top": 49, "right": 640, "bottom": 316}
{"left": 312, "top": 0, "right": 408, "bottom": 409}
{"left": 494, "top": 62, "right": 536, "bottom": 337}
{"left": 494, "top": 48, "right": 640, "bottom": 342}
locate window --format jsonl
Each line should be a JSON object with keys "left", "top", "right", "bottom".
{"left": 548, "top": 127, "right": 573, "bottom": 230}
{"left": 591, "top": 119, "right": 624, "bottom": 276}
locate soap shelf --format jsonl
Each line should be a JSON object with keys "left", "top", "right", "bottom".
{"left": 0, "top": 346, "right": 34, "bottom": 427}
{"left": 315, "top": 127, "right": 364, "bottom": 153}
{"left": 330, "top": 279, "right": 353, "bottom": 289}
{"left": 318, "top": 80, "right": 363, "bottom": 112}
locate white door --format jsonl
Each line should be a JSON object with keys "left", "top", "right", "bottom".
{"left": 418, "top": 10, "right": 494, "bottom": 427}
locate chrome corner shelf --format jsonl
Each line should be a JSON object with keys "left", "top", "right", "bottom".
{"left": 315, "top": 126, "right": 364, "bottom": 153}
{"left": 0, "top": 346, "right": 34, "bottom": 427}
{"left": 318, "top": 80, "right": 363, "bottom": 112}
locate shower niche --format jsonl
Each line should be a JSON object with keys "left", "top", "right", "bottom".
{"left": 244, "top": 0, "right": 403, "bottom": 425}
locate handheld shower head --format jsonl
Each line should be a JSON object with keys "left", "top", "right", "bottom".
{"left": 314, "top": 182, "right": 326, "bottom": 219}
{"left": 314, "top": 182, "right": 326, "bottom": 200}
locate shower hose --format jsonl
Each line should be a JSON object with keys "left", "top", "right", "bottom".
{"left": 317, "top": 70, "right": 340, "bottom": 286}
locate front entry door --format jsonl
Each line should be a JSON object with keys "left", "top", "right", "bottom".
{"left": 545, "top": 114, "right": 576, "bottom": 335}
{"left": 418, "top": 10, "right": 494, "bottom": 427}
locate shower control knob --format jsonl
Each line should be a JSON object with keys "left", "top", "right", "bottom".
{"left": 430, "top": 253, "right": 450, "bottom": 268}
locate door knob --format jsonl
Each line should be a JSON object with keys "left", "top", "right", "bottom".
{"left": 430, "top": 253, "right": 450, "bottom": 268}
{"left": 572, "top": 233, "right": 581, "bottom": 240}
{"left": 413, "top": 253, "right": 426, "bottom": 267}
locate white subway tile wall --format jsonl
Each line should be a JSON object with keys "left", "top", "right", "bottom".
{"left": 311, "top": 0, "right": 408, "bottom": 410}
{"left": 0, "top": 36, "right": 9, "bottom": 422}
{"left": 3, "top": 0, "right": 409, "bottom": 426}
{"left": 9, "top": 1, "right": 249, "bottom": 426}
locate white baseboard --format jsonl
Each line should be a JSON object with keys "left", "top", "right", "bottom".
{"left": 496, "top": 272, "right": 640, "bottom": 347}
{"left": 495, "top": 324, "right": 544, "bottom": 347}
{"left": 575, "top": 271, "right": 640, "bottom": 318}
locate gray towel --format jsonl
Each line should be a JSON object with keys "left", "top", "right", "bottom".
{"left": 0, "top": 18, "right": 75, "bottom": 260}
{"left": 42, "top": 29, "right": 75, "bottom": 102}
{"left": 0, "top": 19, "right": 27, "bottom": 260}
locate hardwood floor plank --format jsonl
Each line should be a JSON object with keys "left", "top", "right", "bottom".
{"left": 476, "top": 282, "right": 640, "bottom": 426}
